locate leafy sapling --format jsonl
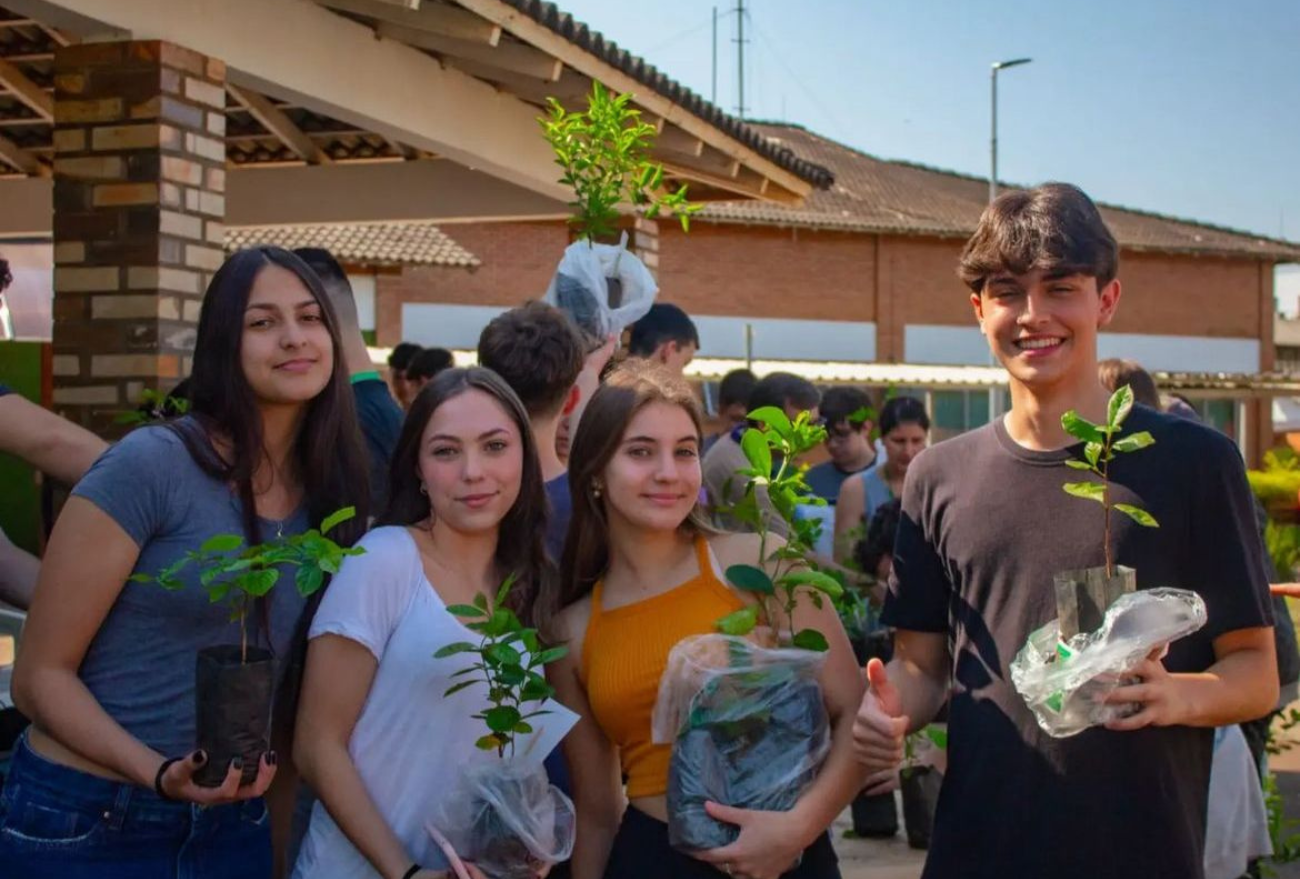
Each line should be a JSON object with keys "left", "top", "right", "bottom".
{"left": 435, "top": 573, "right": 569, "bottom": 759}
{"left": 717, "top": 406, "right": 844, "bottom": 652}
{"left": 539, "top": 81, "right": 701, "bottom": 243}
{"left": 131, "top": 506, "right": 361, "bottom": 662}
{"left": 115, "top": 387, "right": 190, "bottom": 426}
{"left": 1060, "top": 385, "right": 1159, "bottom": 576}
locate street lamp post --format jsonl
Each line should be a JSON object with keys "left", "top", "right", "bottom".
{"left": 990, "top": 57, "right": 1032, "bottom": 204}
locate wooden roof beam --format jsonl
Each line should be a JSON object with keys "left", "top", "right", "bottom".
{"left": 375, "top": 21, "right": 561, "bottom": 81}
{"left": 0, "top": 131, "right": 47, "bottom": 176}
{"left": 0, "top": 56, "right": 52, "bottom": 120}
{"left": 657, "top": 158, "right": 802, "bottom": 204}
{"left": 654, "top": 144, "right": 740, "bottom": 179}
{"left": 653, "top": 123, "right": 703, "bottom": 157}
{"left": 321, "top": 0, "right": 502, "bottom": 46}
{"left": 226, "top": 83, "right": 332, "bottom": 165}
{"left": 442, "top": 56, "right": 585, "bottom": 104}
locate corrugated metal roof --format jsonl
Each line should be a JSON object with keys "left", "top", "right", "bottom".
{"left": 225, "top": 221, "right": 480, "bottom": 268}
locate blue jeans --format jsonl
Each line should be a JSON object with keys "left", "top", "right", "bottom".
{"left": 0, "top": 732, "right": 271, "bottom": 879}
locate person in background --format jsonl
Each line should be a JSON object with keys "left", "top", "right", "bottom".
{"left": 386, "top": 342, "right": 423, "bottom": 409}
{"left": 702, "top": 372, "right": 820, "bottom": 537}
{"left": 804, "top": 386, "right": 877, "bottom": 503}
{"left": 704, "top": 368, "right": 756, "bottom": 455}
{"left": 833, "top": 396, "right": 929, "bottom": 564}
{"left": 6, "top": 246, "right": 371, "bottom": 878}
{"left": 1097, "top": 357, "right": 1161, "bottom": 409}
{"left": 295, "top": 248, "right": 403, "bottom": 513}
{"left": 628, "top": 303, "right": 699, "bottom": 376}
{"left": 405, "top": 347, "right": 455, "bottom": 394}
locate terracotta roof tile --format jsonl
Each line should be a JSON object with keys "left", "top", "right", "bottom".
{"left": 224, "top": 221, "right": 480, "bottom": 268}
{"left": 699, "top": 123, "right": 1300, "bottom": 261}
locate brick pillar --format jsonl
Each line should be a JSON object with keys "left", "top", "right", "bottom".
{"left": 51, "top": 41, "right": 226, "bottom": 435}
{"left": 632, "top": 216, "right": 659, "bottom": 280}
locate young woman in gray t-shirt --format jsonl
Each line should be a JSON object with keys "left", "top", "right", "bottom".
{"left": 3, "top": 246, "right": 370, "bottom": 879}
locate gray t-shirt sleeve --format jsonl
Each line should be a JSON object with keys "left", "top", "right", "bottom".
{"left": 71, "top": 425, "right": 181, "bottom": 547}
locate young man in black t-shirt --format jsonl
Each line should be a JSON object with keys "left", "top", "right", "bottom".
{"left": 852, "top": 183, "right": 1276, "bottom": 878}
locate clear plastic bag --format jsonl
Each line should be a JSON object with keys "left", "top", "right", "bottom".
{"left": 543, "top": 233, "right": 658, "bottom": 339}
{"left": 651, "top": 634, "right": 831, "bottom": 852}
{"left": 1010, "top": 587, "right": 1207, "bottom": 738}
{"left": 431, "top": 760, "right": 575, "bottom": 879}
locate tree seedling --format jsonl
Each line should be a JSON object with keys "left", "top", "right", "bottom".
{"left": 115, "top": 387, "right": 190, "bottom": 426}
{"left": 435, "top": 573, "right": 569, "bottom": 759}
{"left": 716, "top": 406, "right": 844, "bottom": 651}
{"left": 131, "top": 506, "right": 361, "bottom": 662}
{"left": 1060, "top": 385, "right": 1159, "bottom": 577}
{"left": 539, "top": 81, "right": 701, "bottom": 243}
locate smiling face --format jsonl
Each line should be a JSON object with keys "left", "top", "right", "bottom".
{"left": 240, "top": 263, "right": 335, "bottom": 406}
{"left": 418, "top": 388, "right": 524, "bottom": 535}
{"left": 601, "top": 400, "right": 702, "bottom": 534}
{"left": 971, "top": 269, "right": 1121, "bottom": 393}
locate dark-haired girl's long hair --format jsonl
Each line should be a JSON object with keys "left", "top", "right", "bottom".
{"left": 381, "top": 367, "right": 553, "bottom": 625}
{"left": 552, "top": 361, "right": 713, "bottom": 639}
{"left": 169, "top": 247, "right": 370, "bottom": 716}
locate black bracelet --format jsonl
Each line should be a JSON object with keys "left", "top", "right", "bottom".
{"left": 154, "top": 757, "right": 181, "bottom": 802}
{"left": 400, "top": 866, "right": 421, "bottom": 879}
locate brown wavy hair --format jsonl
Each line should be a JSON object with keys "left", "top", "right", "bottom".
{"left": 546, "top": 360, "right": 713, "bottom": 637}
{"left": 381, "top": 366, "right": 553, "bottom": 624}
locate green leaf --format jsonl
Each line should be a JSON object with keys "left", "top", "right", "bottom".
{"left": 446, "top": 604, "right": 484, "bottom": 619}
{"left": 521, "top": 674, "right": 554, "bottom": 703}
{"left": 791, "top": 629, "right": 830, "bottom": 652}
{"left": 239, "top": 568, "right": 280, "bottom": 597}
{"left": 1085, "top": 442, "right": 1104, "bottom": 467}
{"left": 495, "top": 571, "right": 519, "bottom": 609}
{"left": 740, "top": 428, "right": 773, "bottom": 479}
{"left": 295, "top": 564, "right": 325, "bottom": 597}
{"left": 1062, "top": 482, "right": 1106, "bottom": 503}
{"left": 443, "top": 680, "right": 479, "bottom": 698}
{"left": 533, "top": 646, "right": 569, "bottom": 666}
{"left": 497, "top": 666, "right": 526, "bottom": 686}
{"left": 747, "top": 406, "right": 793, "bottom": 439}
{"left": 201, "top": 534, "right": 244, "bottom": 554}
{"left": 484, "top": 705, "right": 522, "bottom": 733}
{"left": 1114, "top": 503, "right": 1159, "bottom": 528}
{"left": 716, "top": 604, "right": 759, "bottom": 636}
{"left": 1108, "top": 385, "right": 1135, "bottom": 429}
{"left": 484, "top": 643, "right": 522, "bottom": 668}
{"left": 473, "top": 592, "right": 489, "bottom": 610}
{"left": 924, "top": 726, "right": 948, "bottom": 750}
{"left": 1112, "top": 431, "right": 1156, "bottom": 454}
{"left": 475, "top": 734, "right": 504, "bottom": 751}
{"left": 512, "top": 721, "right": 534, "bottom": 735}
{"left": 483, "top": 608, "right": 516, "bottom": 638}
{"left": 320, "top": 506, "right": 356, "bottom": 535}
{"left": 433, "top": 641, "right": 480, "bottom": 659}
{"left": 1064, "top": 459, "right": 1094, "bottom": 471}
{"left": 725, "top": 564, "right": 774, "bottom": 595}
{"left": 777, "top": 569, "right": 844, "bottom": 599}
{"left": 1061, "top": 411, "right": 1105, "bottom": 444}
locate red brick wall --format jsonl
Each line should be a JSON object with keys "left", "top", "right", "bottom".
{"left": 1112, "top": 253, "right": 1263, "bottom": 338}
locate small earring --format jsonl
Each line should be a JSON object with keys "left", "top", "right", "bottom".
{"left": 592, "top": 483, "right": 603, "bottom": 499}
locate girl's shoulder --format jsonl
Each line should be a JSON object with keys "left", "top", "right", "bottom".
{"left": 554, "top": 593, "right": 594, "bottom": 646}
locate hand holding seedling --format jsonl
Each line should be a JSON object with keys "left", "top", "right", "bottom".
{"left": 692, "top": 802, "right": 810, "bottom": 879}
{"left": 156, "top": 748, "right": 276, "bottom": 805}
{"left": 852, "top": 659, "right": 908, "bottom": 791}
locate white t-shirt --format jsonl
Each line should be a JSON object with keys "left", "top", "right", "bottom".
{"left": 292, "top": 526, "right": 498, "bottom": 879}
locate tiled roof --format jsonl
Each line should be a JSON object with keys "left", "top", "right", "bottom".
{"left": 699, "top": 123, "right": 1300, "bottom": 262}
{"left": 224, "top": 221, "right": 480, "bottom": 268}
{"left": 498, "top": 1, "right": 833, "bottom": 190}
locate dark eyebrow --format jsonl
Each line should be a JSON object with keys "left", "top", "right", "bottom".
{"left": 428, "top": 427, "right": 509, "bottom": 444}
{"left": 246, "top": 299, "right": 319, "bottom": 313}
{"left": 623, "top": 435, "right": 699, "bottom": 445}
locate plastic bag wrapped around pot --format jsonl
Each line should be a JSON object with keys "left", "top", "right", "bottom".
{"left": 651, "top": 634, "right": 831, "bottom": 852}
{"left": 1010, "top": 587, "right": 1207, "bottom": 738}
{"left": 431, "top": 760, "right": 575, "bottom": 879}
{"left": 543, "top": 233, "right": 658, "bottom": 339}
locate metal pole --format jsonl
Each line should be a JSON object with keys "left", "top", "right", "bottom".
{"left": 711, "top": 6, "right": 717, "bottom": 105}
{"left": 989, "top": 66, "right": 998, "bottom": 204}
{"left": 736, "top": 0, "right": 745, "bottom": 118}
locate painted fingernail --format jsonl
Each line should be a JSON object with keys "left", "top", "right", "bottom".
{"left": 194, "top": 750, "right": 208, "bottom": 765}
{"left": 267, "top": 751, "right": 278, "bottom": 766}
{"left": 230, "top": 757, "right": 243, "bottom": 771}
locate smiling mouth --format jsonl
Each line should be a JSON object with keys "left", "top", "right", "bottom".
{"left": 274, "top": 358, "right": 318, "bottom": 371}
{"left": 1015, "top": 337, "right": 1065, "bottom": 352}
{"left": 459, "top": 493, "right": 497, "bottom": 507}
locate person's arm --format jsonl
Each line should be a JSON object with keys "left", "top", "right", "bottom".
{"left": 693, "top": 535, "right": 867, "bottom": 879}
{"left": 0, "top": 393, "right": 107, "bottom": 485}
{"left": 547, "top": 615, "right": 623, "bottom": 879}
{"left": 0, "top": 524, "right": 39, "bottom": 610}
{"left": 12, "top": 497, "right": 271, "bottom": 801}
{"left": 295, "top": 633, "right": 444, "bottom": 879}
{"left": 569, "top": 336, "right": 616, "bottom": 438}
{"left": 1104, "top": 627, "right": 1278, "bottom": 730}
{"left": 833, "top": 477, "right": 866, "bottom": 565}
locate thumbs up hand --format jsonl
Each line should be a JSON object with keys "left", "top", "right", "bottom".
{"left": 853, "top": 659, "right": 910, "bottom": 791}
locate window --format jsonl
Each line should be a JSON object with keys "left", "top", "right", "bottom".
{"left": 931, "top": 390, "right": 992, "bottom": 442}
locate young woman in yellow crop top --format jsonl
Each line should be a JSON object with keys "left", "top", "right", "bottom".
{"left": 539, "top": 362, "right": 867, "bottom": 879}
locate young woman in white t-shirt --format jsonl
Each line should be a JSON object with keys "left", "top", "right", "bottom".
{"left": 291, "top": 367, "right": 554, "bottom": 879}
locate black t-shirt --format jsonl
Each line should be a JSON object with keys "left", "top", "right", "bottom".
{"left": 883, "top": 405, "right": 1272, "bottom": 879}
{"left": 351, "top": 378, "right": 403, "bottom": 514}
{"left": 545, "top": 474, "right": 572, "bottom": 564}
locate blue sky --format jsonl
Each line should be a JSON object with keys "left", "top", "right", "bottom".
{"left": 555, "top": 0, "right": 1299, "bottom": 246}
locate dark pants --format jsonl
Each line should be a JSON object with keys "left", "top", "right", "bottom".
{"left": 604, "top": 806, "right": 840, "bottom": 879}
{"left": 0, "top": 732, "right": 270, "bottom": 879}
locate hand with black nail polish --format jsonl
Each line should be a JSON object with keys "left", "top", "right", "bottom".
{"left": 156, "top": 748, "right": 278, "bottom": 806}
